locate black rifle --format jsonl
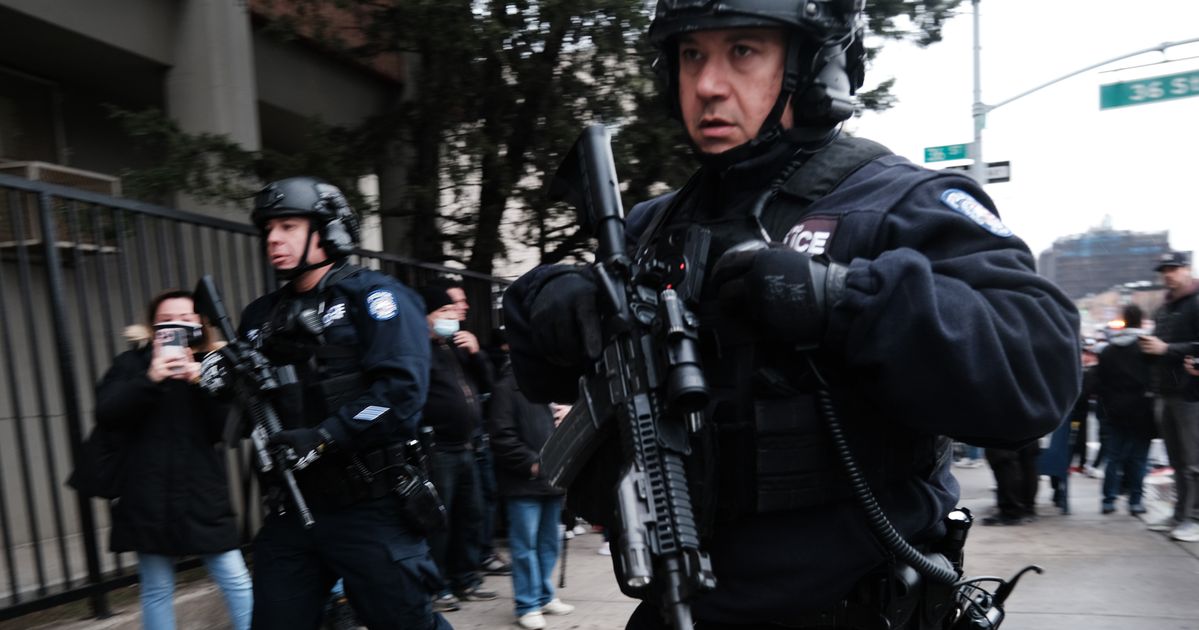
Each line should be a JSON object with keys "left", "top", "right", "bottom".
{"left": 541, "top": 125, "right": 715, "bottom": 630}
{"left": 194, "top": 275, "right": 316, "bottom": 529}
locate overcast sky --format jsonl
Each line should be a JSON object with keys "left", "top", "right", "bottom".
{"left": 847, "top": 0, "right": 1199, "bottom": 260}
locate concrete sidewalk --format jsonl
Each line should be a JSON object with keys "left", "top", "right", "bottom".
{"left": 41, "top": 465, "right": 1199, "bottom": 629}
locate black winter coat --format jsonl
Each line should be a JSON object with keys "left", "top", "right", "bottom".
{"left": 1097, "top": 332, "right": 1155, "bottom": 438}
{"left": 486, "top": 364, "right": 563, "bottom": 498}
{"left": 1150, "top": 282, "right": 1199, "bottom": 396}
{"left": 95, "top": 345, "right": 240, "bottom": 555}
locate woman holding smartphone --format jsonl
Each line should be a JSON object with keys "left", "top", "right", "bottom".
{"left": 95, "top": 289, "right": 251, "bottom": 630}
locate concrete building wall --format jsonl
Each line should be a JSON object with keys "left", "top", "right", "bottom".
{"left": 0, "top": 0, "right": 404, "bottom": 203}
{"left": 253, "top": 31, "right": 392, "bottom": 129}
{"left": 0, "top": 0, "right": 178, "bottom": 65}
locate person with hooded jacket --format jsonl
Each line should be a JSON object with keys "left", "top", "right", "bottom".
{"left": 96, "top": 289, "right": 251, "bottom": 630}
{"left": 1097, "top": 304, "right": 1156, "bottom": 515}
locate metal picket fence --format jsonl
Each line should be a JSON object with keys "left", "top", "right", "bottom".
{"left": 0, "top": 172, "right": 508, "bottom": 620}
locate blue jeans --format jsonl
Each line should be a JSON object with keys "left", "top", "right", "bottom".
{"left": 506, "top": 496, "right": 564, "bottom": 616}
{"left": 137, "top": 550, "right": 252, "bottom": 630}
{"left": 428, "top": 447, "right": 484, "bottom": 594}
{"left": 1102, "top": 425, "right": 1151, "bottom": 508}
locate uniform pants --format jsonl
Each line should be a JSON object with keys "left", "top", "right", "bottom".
{"left": 986, "top": 443, "right": 1040, "bottom": 518}
{"left": 1158, "top": 396, "right": 1199, "bottom": 522}
{"left": 250, "top": 496, "right": 449, "bottom": 630}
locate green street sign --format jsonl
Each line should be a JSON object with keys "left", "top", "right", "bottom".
{"left": 1100, "top": 70, "right": 1199, "bottom": 109}
{"left": 924, "top": 143, "right": 970, "bottom": 163}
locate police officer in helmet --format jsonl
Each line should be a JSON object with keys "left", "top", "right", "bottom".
{"left": 503, "top": 1, "right": 1081, "bottom": 628}
{"left": 204, "top": 176, "right": 449, "bottom": 629}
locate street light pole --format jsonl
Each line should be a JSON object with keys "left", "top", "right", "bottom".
{"left": 968, "top": 0, "right": 1197, "bottom": 188}
{"left": 971, "top": 0, "right": 987, "bottom": 187}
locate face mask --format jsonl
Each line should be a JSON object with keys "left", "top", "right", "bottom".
{"left": 432, "top": 318, "right": 459, "bottom": 338}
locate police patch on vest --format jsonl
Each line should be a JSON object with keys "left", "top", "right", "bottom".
{"left": 940, "top": 189, "right": 1012, "bottom": 238}
{"left": 366, "top": 290, "right": 398, "bottom": 320}
{"left": 323, "top": 301, "right": 347, "bottom": 326}
{"left": 782, "top": 216, "right": 839, "bottom": 255}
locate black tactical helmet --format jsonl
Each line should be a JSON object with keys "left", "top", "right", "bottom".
{"left": 649, "top": 0, "right": 866, "bottom": 149}
{"left": 252, "top": 176, "right": 360, "bottom": 258}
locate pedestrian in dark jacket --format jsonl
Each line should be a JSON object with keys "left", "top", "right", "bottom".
{"left": 1098, "top": 304, "right": 1155, "bottom": 515}
{"left": 1139, "top": 251, "right": 1199, "bottom": 541}
{"left": 95, "top": 290, "right": 251, "bottom": 630}
{"left": 419, "top": 284, "right": 499, "bottom": 610}
{"left": 487, "top": 360, "right": 573, "bottom": 629}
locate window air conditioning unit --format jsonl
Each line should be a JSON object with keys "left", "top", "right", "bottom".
{"left": 0, "top": 161, "right": 121, "bottom": 196}
{"left": 0, "top": 161, "right": 122, "bottom": 254}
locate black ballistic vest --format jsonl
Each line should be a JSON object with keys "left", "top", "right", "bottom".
{"left": 635, "top": 137, "right": 948, "bottom": 525}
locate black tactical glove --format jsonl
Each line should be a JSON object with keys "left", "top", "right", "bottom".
{"left": 710, "top": 243, "right": 847, "bottom": 350}
{"left": 527, "top": 269, "right": 603, "bottom": 367}
{"left": 267, "top": 427, "right": 334, "bottom": 469}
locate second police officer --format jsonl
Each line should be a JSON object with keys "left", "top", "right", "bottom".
{"left": 503, "top": 1, "right": 1082, "bottom": 629}
{"left": 202, "top": 177, "right": 451, "bottom": 630}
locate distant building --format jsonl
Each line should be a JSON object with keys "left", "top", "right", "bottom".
{"left": 1038, "top": 226, "right": 1176, "bottom": 300}
{"left": 1075, "top": 284, "right": 1163, "bottom": 339}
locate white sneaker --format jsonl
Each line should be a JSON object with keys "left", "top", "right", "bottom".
{"left": 1148, "top": 516, "right": 1180, "bottom": 532}
{"left": 597, "top": 541, "right": 611, "bottom": 556}
{"left": 541, "top": 598, "right": 575, "bottom": 615}
{"left": 571, "top": 523, "right": 589, "bottom": 536}
{"left": 516, "top": 611, "right": 547, "bottom": 629}
{"left": 1170, "top": 521, "right": 1199, "bottom": 542}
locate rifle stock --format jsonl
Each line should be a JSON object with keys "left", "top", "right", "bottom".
{"left": 541, "top": 125, "right": 714, "bottom": 630}
{"left": 194, "top": 275, "right": 316, "bottom": 529}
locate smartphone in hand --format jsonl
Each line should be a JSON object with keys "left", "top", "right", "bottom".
{"left": 154, "top": 327, "right": 189, "bottom": 360}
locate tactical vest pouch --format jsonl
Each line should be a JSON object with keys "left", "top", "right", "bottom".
{"left": 393, "top": 463, "right": 447, "bottom": 535}
{"left": 317, "top": 372, "right": 367, "bottom": 415}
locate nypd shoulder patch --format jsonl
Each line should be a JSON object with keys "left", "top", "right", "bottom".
{"left": 939, "top": 189, "right": 1013, "bottom": 238}
{"left": 366, "top": 290, "right": 398, "bottom": 321}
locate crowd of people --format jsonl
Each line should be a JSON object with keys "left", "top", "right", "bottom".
{"left": 974, "top": 251, "right": 1199, "bottom": 545}
{"left": 91, "top": 180, "right": 577, "bottom": 630}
